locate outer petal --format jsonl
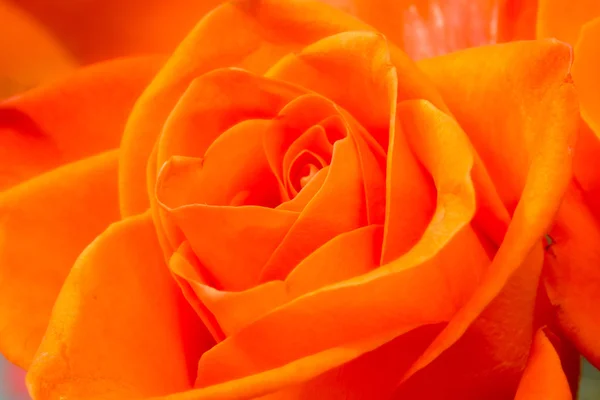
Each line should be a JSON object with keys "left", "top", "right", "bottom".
{"left": 26, "top": 213, "right": 211, "bottom": 400}
{"left": 6, "top": 0, "right": 222, "bottom": 63}
{"left": 513, "top": 330, "right": 573, "bottom": 400}
{"left": 394, "top": 244, "right": 544, "bottom": 399}
{"left": 545, "top": 186, "right": 600, "bottom": 368}
{"left": 572, "top": 18, "right": 600, "bottom": 136}
{"left": 0, "top": 56, "right": 163, "bottom": 190}
{"left": 400, "top": 40, "right": 577, "bottom": 386}
{"left": 537, "top": 0, "right": 600, "bottom": 45}
{"left": 0, "top": 0, "right": 76, "bottom": 98}
{"left": 0, "top": 151, "right": 120, "bottom": 369}
{"left": 418, "top": 39, "right": 577, "bottom": 212}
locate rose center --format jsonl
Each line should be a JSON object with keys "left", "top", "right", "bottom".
{"left": 288, "top": 150, "right": 327, "bottom": 196}
{"left": 299, "top": 163, "right": 320, "bottom": 188}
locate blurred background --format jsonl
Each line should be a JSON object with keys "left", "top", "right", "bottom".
{"left": 0, "top": 355, "right": 27, "bottom": 400}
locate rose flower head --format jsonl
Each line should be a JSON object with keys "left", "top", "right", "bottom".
{"left": 0, "top": 1, "right": 592, "bottom": 399}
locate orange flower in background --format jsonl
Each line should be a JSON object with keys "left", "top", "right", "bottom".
{"left": 0, "top": 0, "right": 597, "bottom": 399}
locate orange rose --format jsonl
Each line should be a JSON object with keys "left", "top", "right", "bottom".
{"left": 0, "top": 1, "right": 587, "bottom": 399}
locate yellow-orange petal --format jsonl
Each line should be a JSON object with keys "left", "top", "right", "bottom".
{"left": 0, "top": 150, "right": 120, "bottom": 369}
{"left": 26, "top": 213, "right": 211, "bottom": 400}
{"left": 0, "top": 56, "right": 163, "bottom": 190}
{"left": 537, "top": 0, "right": 600, "bottom": 45}
{"left": 119, "top": 0, "right": 373, "bottom": 216}
{"left": 572, "top": 18, "right": 600, "bottom": 137}
{"left": 545, "top": 186, "right": 600, "bottom": 368}
{"left": 7, "top": 0, "right": 222, "bottom": 64}
{"left": 514, "top": 329, "right": 573, "bottom": 400}
{"left": 0, "top": 0, "right": 76, "bottom": 98}
{"left": 418, "top": 39, "right": 577, "bottom": 213}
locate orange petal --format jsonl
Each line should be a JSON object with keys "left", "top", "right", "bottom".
{"left": 153, "top": 330, "right": 410, "bottom": 400}
{"left": 572, "top": 122, "right": 600, "bottom": 217}
{"left": 545, "top": 185, "right": 600, "bottom": 368}
{"left": 328, "top": 0, "right": 537, "bottom": 59}
{"left": 0, "top": 0, "right": 76, "bottom": 98}
{"left": 418, "top": 39, "right": 577, "bottom": 213}
{"left": 168, "top": 241, "right": 225, "bottom": 342}
{"left": 256, "top": 324, "right": 444, "bottom": 400}
{"left": 572, "top": 18, "right": 600, "bottom": 137}
{"left": 285, "top": 225, "right": 383, "bottom": 297}
{"left": 266, "top": 31, "right": 397, "bottom": 148}
{"left": 156, "top": 157, "right": 299, "bottom": 291}
{"left": 156, "top": 68, "right": 304, "bottom": 172}
{"left": 501, "top": 0, "right": 540, "bottom": 42}
{"left": 149, "top": 68, "right": 304, "bottom": 256}
{"left": 0, "top": 56, "right": 163, "bottom": 190}
{"left": 119, "top": 0, "right": 372, "bottom": 216}
{"left": 382, "top": 105, "right": 435, "bottom": 263}
{"left": 263, "top": 94, "right": 348, "bottom": 193}
{"left": 403, "top": 46, "right": 577, "bottom": 381}
{"left": 258, "top": 136, "right": 369, "bottom": 282}
{"left": 26, "top": 213, "right": 211, "bottom": 400}
{"left": 0, "top": 151, "right": 120, "bottom": 369}
{"left": 282, "top": 125, "right": 332, "bottom": 197}
{"left": 277, "top": 166, "right": 330, "bottom": 212}
{"left": 514, "top": 330, "right": 573, "bottom": 400}
{"left": 172, "top": 225, "right": 383, "bottom": 338}
{"left": 161, "top": 120, "right": 281, "bottom": 208}
{"left": 395, "top": 243, "right": 544, "bottom": 399}
{"left": 537, "top": 0, "right": 600, "bottom": 45}
{"left": 8, "top": 0, "right": 222, "bottom": 63}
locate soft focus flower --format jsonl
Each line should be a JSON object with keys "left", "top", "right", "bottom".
{"left": 0, "top": 1, "right": 593, "bottom": 399}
